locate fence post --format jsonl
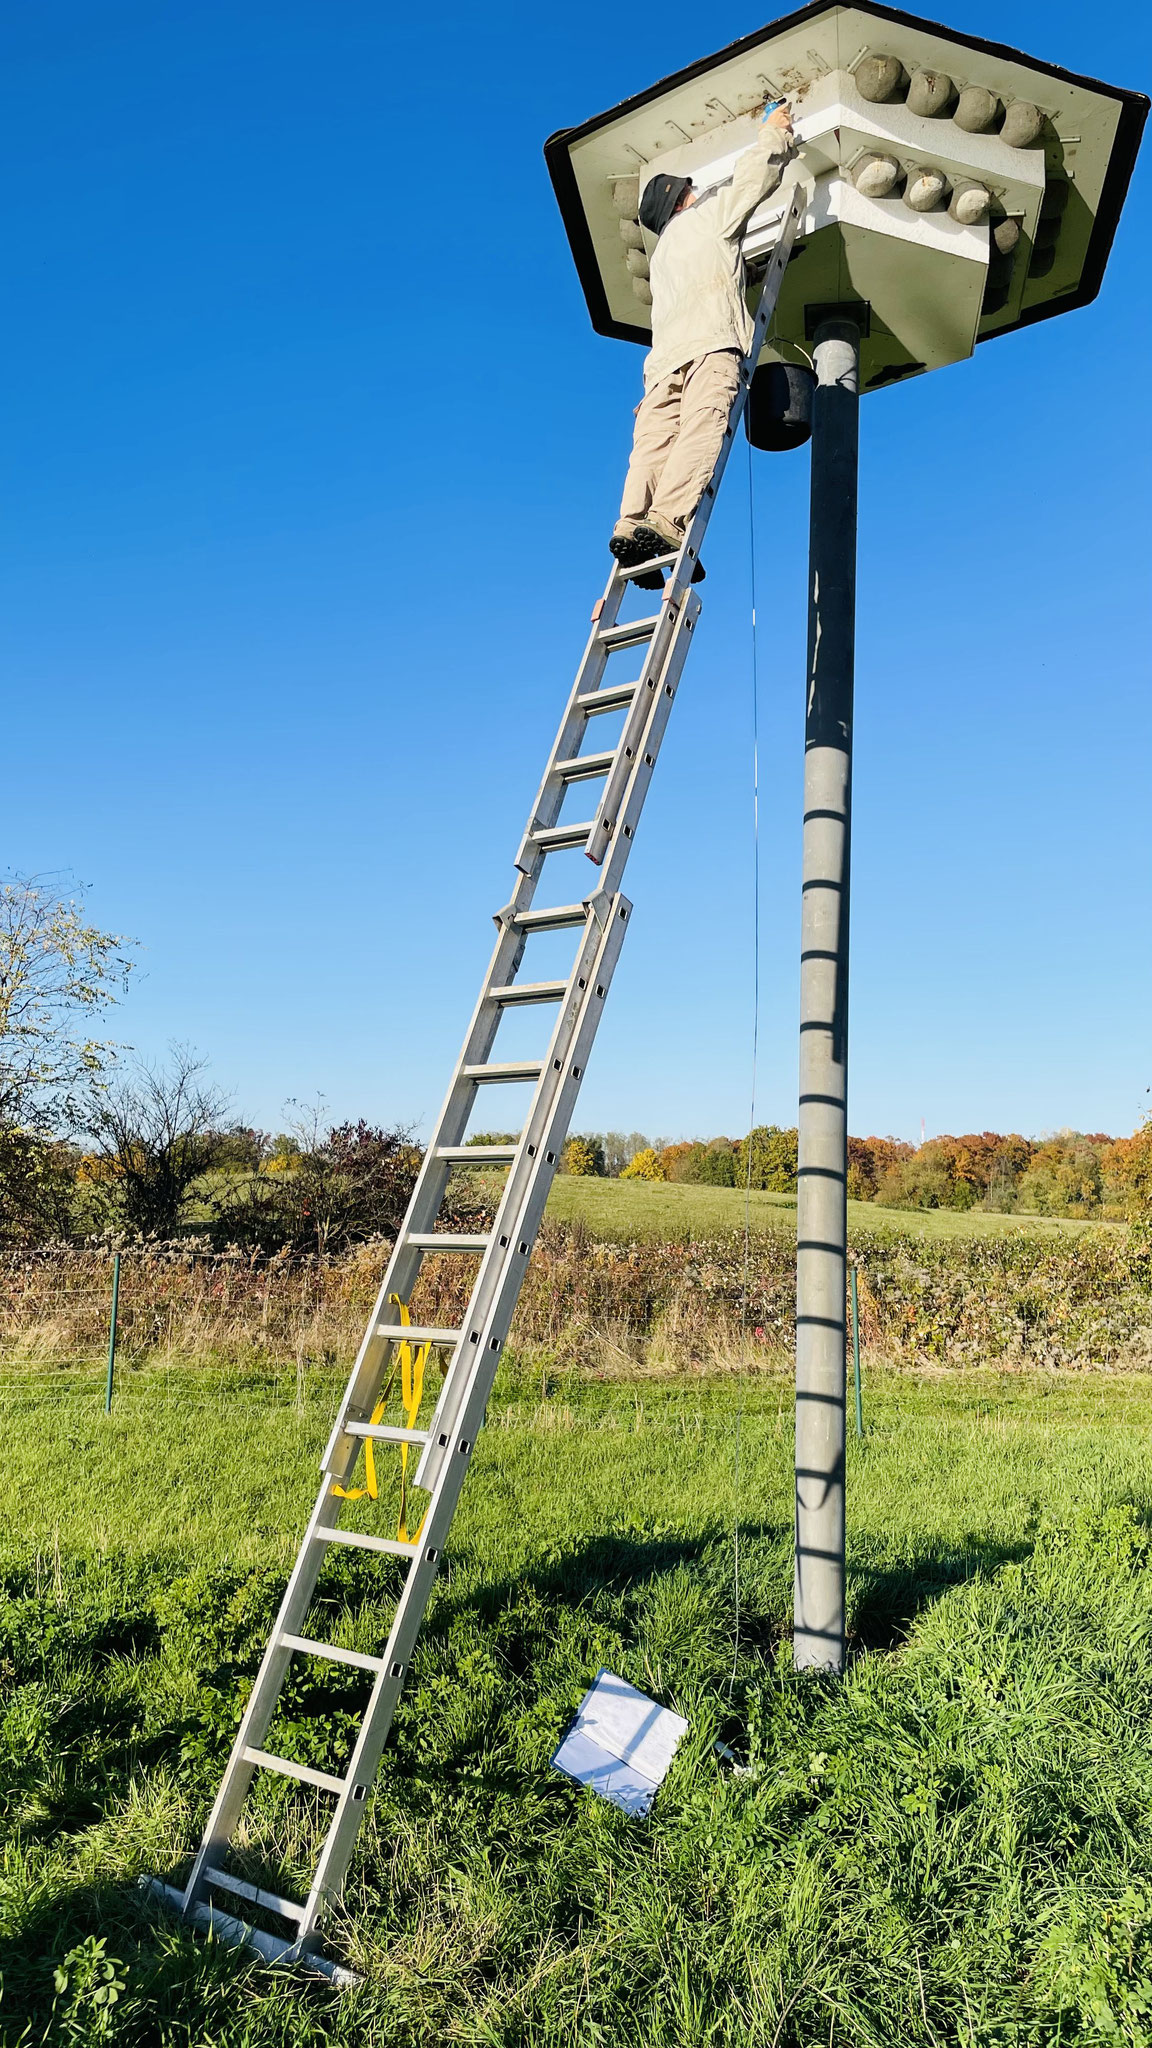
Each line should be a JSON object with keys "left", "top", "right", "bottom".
{"left": 104, "top": 1253, "right": 122, "bottom": 1414}
{"left": 850, "top": 1265, "right": 864, "bottom": 1439}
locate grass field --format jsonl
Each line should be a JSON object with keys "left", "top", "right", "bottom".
{"left": 3, "top": 1358, "right": 1152, "bottom": 2044}
{"left": 545, "top": 1175, "right": 1106, "bottom": 1242}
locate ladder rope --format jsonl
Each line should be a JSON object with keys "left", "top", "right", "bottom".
{"left": 730, "top": 438, "right": 762, "bottom": 1695}
{"left": 331, "top": 1294, "right": 430, "bottom": 1543}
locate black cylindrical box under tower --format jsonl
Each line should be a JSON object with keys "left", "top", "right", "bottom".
{"left": 745, "top": 360, "right": 815, "bottom": 451}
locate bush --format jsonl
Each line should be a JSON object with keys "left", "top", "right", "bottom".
{"left": 620, "top": 1146, "right": 666, "bottom": 1182}
{"left": 215, "top": 1121, "right": 425, "bottom": 1253}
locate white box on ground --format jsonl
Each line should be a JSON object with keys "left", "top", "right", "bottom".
{"left": 551, "top": 1668, "right": 688, "bottom": 1817}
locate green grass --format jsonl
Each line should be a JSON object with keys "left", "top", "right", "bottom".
{"left": 4, "top": 1360, "right": 1152, "bottom": 2044}
{"left": 545, "top": 1172, "right": 1107, "bottom": 1242}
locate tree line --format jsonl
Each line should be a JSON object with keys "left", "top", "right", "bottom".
{"left": 1, "top": 875, "right": 1148, "bottom": 1250}
{"left": 560, "top": 1122, "right": 1152, "bottom": 1219}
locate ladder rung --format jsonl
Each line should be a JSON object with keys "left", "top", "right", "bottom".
{"left": 598, "top": 615, "right": 660, "bottom": 649}
{"left": 577, "top": 680, "right": 637, "bottom": 714}
{"left": 203, "top": 1866, "right": 305, "bottom": 1922}
{"left": 279, "top": 1633, "right": 387, "bottom": 1675}
{"left": 511, "top": 903, "right": 588, "bottom": 931}
{"left": 406, "top": 1232, "right": 489, "bottom": 1251}
{"left": 488, "top": 979, "right": 567, "bottom": 1005}
{"left": 619, "top": 549, "right": 678, "bottom": 579}
{"left": 316, "top": 1524, "right": 420, "bottom": 1559}
{"left": 242, "top": 1747, "right": 346, "bottom": 1796}
{"left": 554, "top": 749, "right": 615, "bottom": 781}
{"left": 435, "top": 1144, "right": 517, "bottom": 1164}
{"left": 345, "top": 1420, "right": 431, "bottom": 1444}
{"left": 529, "top": 822, "right": 593, "bottom": 851}
{"left": 461, "top": 1060, "right": 544, "bottom": 1083}
{"left": 374, "top": 1321, "right": 461, "bottom": 1343}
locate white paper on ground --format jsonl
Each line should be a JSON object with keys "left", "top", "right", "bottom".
{"left": 551, "top": 1667, "right": 689, "bottom": 1817}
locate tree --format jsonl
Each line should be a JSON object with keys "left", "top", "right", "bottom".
{"left": 738, "top": 1125, "right": 798, "bottom": 1193}
{"left": 562, "top": 1134, "right": 605, "bottom": 1176}
{"left": 82, "top": 1045, "right": 235, "bottom": 1236}
{"left": 847, "top": 1134, "right": 914, "bottom": 1201}
{"left": 620, "top": 1146, "right": 666, "bottom": 1182}
{"left": 601, "top": 1131, "right": 650, "bottom": 1177}
{"left": 1016, "top": 1131, "right": 1111, "bottom": 1217}
{"left": 0, "top": 1129, "right": 82, "bottom": 1241}
{"left": 0, "top": 875, "right": 134, "bottom": 1130}
{"left": 1102, "top": 1120, "right": 1152, "bottom": 1217}
{"left": 659, "top": 1141, "right": 701, "bottom": 1182}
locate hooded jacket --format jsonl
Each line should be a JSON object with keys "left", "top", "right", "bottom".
{"left": 643, "top": 124, "right": 795, "bottom": 392}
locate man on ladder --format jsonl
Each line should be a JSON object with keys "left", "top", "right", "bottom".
{"left": 611, "top": 99, "right": 796, "bottom": 574}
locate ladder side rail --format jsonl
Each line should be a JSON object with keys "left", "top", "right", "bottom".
{"left": 576, "top": 587, "right": 697, "bottom": 869}
{"left": 513, "top": 573, "right": 630, "bottom": 871}
{"left": 410, "top": 896, "right": 622, "bottom": 1490}
{"left": 318, "top": 905, "right": 540, "bottom": 1478}
{"left": 413, "top": 593, "right": 701, "bottom": 1490}
{"left": 421, "top": 592, "right": 701, "bottom": 1487}
{"left": 172, "top": 187, "right": 804, "bottom": 1974}
{"left": 191, "top": 584, "right": 705, "bottom": 1916}
{"left": 181, "top": 1479, "right": 341, "bottom": 1909}
{"left": 185, "top": 579, "right": 699, "bottom": 1930}
{"left": 321, "top": 564, "right": 651, "bottom": 1476}
{"left": 294, "top": 895, "right": 633, "bottom": 1940}
{"left": 326, "top": 904, "right": 608, "bottom": 1485}
{"left": 592, "top": 593, "right": 703, "bottom": 902}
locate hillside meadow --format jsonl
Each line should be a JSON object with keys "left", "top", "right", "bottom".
{"left": 545, "top": 1174, "right": 1108, "bottom": 1242}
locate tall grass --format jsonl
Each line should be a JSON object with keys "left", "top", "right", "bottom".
{"left": 3, "top": 1219, "right": 1151, "bottom": 1382}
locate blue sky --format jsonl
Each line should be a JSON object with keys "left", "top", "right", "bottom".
{"left": 1, "top": 1, "right": 1148, "bottom": 1147}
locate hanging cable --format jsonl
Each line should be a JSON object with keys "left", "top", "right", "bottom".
{"left": 730, "top": 435, "right": 762, "bottom": 1696}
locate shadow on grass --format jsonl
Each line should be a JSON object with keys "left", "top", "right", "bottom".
{"left": 848, "top": 1531, "right": 1036, "bottom": 1655}
{"left": 0, "top": 1871, "right": 345, "bottom": 2040}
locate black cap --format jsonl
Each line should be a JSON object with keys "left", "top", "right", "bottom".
{"left": 639, "top": 173, "right": 692, "bottom": 237}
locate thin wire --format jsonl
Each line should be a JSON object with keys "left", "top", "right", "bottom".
{"left": 730, "top": 436, "right": 762, "bottom": 1697}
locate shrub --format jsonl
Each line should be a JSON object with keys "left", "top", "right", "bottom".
{"left": 620, "top": 1147, "right": 666, "bottom": 1182}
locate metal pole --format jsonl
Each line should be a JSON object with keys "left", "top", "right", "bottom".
{"left": 850, "top": 1267, "right": 864, "bottom": 1439}
{"left": 794, "top": 318, "right": 859, "bottom": 1674}
{"left": 105, "top": 1252, "right": 121, "bottom": 1414}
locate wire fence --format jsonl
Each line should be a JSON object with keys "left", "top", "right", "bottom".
{"left": 1, "top": 1222, "right": 1149, "bottom": 1420}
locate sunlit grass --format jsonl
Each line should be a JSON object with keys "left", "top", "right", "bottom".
{"left": 3, "top": 1362, "right": 1152, "bottom": 2043}
{"left": 545, "top": 1173, "right": 1108, "bottom": 1241}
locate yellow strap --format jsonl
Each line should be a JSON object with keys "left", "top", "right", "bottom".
{"left": 332, "top": 1294, "right": 430, "bottom": 1544}
{"left": 395, "top": 1294, "right": 429, "bottom": 1543}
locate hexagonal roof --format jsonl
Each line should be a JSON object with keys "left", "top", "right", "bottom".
{"left": 544, "top": 2, "right": 1146, "bottom": 392}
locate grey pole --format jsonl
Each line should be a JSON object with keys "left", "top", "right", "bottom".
{"left": 794, "top": 318, "right": 859, "bottom": 1674}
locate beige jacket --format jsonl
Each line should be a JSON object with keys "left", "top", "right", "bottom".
{"left": 643, "top": 126, "right": 795, "bottom": 391}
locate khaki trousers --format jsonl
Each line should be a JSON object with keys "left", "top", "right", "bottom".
{"left": 619, "top": 349, "right": 742, "bottom": 532}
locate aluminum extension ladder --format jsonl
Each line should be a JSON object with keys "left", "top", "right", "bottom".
{"left": 151, "top": 184, "right": 804, "bottom": 1983}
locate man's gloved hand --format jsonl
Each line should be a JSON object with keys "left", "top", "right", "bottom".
{"left": 763, "top": 100, "right": 795, "bottom": 137}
